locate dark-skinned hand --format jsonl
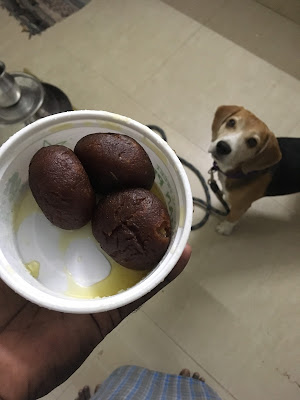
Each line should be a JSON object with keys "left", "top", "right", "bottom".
{"left": 0, "top": 244, "right": 191, "bottom": 400}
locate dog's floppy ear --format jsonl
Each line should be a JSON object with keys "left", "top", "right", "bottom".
{"left": 242, "top": 131, "right": 282, "bottom": 173}
{"left": 212, "top": 105, "right": 242, "bottom": 140}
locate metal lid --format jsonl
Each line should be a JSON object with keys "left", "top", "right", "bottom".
{"left": 0, "top": 73, "right": 44, "bottom": 124}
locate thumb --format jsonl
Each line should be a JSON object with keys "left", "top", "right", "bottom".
{"left": 119, "top": 244, "right": 192, "bottom": 318}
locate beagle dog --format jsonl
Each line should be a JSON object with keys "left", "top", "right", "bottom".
{"left": 209, "top": 105, "right": 300, "bottom": 235}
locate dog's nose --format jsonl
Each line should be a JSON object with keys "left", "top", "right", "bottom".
{"left": 216, "top": 140, "right": 231, "bottom": 156}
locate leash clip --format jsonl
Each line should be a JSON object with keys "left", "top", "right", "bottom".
{"left": 207, "top": 166, "right": 215, "bottom": 185}
{"left": 208, "top": 161, "right": 219, "bottom": 184}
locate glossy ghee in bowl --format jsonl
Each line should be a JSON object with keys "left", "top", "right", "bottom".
{"left": 14, "top": 183, "right": 166, "bottom": 299}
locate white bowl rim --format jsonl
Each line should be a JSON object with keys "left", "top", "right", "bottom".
{"left": 0, "top": 110, "right": 193, "bottom": 313}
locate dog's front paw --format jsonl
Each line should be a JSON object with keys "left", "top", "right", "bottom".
{"left": 216, "top": 221, "right": 235, "bottom": 235}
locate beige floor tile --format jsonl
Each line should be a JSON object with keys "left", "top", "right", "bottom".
{"left": 162, "top": 0, "right": 226, "bottom": 23}
{"left": 56, "top": 383, "right": 78, "bottom": 400}
{"left": 208, "top": 0, "right": 300, "bottom": 79}
{"left": 256, "top": 0, "right": 300, "bottom": 25}
{"left": 190, "top": 205, "right": 300, "bottom": 322}
{"left": 272, "top": 192, "right": 300, "bottom": 217}
{"left": 286, "top": 120, "right": 300, "bottom": 139}
{"left": 0, "top": 8, "right": 19, "bottom": 42}
{"left": 49, "top": 0, "right": 199, "bottom": 95}
{"left": 255, "top": 73, "right": 300, "bottom": 137}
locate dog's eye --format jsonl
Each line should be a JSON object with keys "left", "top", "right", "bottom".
{"left": 226, "top": 118, "right": 236, "bottom": 128}
{"left": 246, "top": 138, "right": 258, "bottom": 148}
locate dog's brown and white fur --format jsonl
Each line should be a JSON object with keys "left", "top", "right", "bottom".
{"left": 209, "top": 105, "right": 283, "bottom": 235}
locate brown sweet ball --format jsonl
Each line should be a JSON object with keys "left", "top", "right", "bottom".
{"left": 74, "top": 133, "right": 155, "bottom": 194}
{"left": 92, "top": 188, "right": 171, "bottom": 270}
{"left": 29, "top": 145, "right": 95, "bottom": 230}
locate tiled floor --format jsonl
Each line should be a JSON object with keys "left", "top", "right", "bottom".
{"left": 1, "top": 1, "right": 300, "bottom": 399}
{"left": 163, "top": 0, "right": 300, "bottom": 80}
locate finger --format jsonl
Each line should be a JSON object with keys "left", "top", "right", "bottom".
{"left": 119, "top": 244, "right": 191, "bottom": 318}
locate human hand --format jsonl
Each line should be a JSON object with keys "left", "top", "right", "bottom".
{"left": 0, "top": 245, "right": 191, "bottom": 400}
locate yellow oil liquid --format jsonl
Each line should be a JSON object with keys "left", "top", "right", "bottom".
{"left": 59, "top": 222, "right": 149, "bottom": 298}
{"left": 14, "top": 189, "right": 42, "bottom": 232}
{"left": 58, "top": 222, "right": 96, "bottom": 253}
{"left": 65, "top": 262, "right": 147, "bottom": 298}
{"left": 14, "top": 184, "right": 165, "bottom": 299}
{"left": 25, "top": 260, "right": 40, "bottom": 279}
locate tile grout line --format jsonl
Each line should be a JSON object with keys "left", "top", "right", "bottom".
{"left": 253, "top": 0, "right": 300, "bottom": 26}
{"left": 131, "top": 23, "right": 202, "bottom": 96}
{"left": 141, "top": 310, "right": 240, "bottom": 400}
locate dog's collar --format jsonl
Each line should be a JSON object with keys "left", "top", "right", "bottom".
{"left": 211, "top": 161, "right": 267, "bottom": 179}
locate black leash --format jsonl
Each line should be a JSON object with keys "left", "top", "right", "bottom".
{"left": 147, "top": 125, "right": 230, "bottom": 230}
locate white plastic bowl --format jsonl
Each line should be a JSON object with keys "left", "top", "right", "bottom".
{"left": 0, "top": 110, "right": 192, "bottom": 313}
